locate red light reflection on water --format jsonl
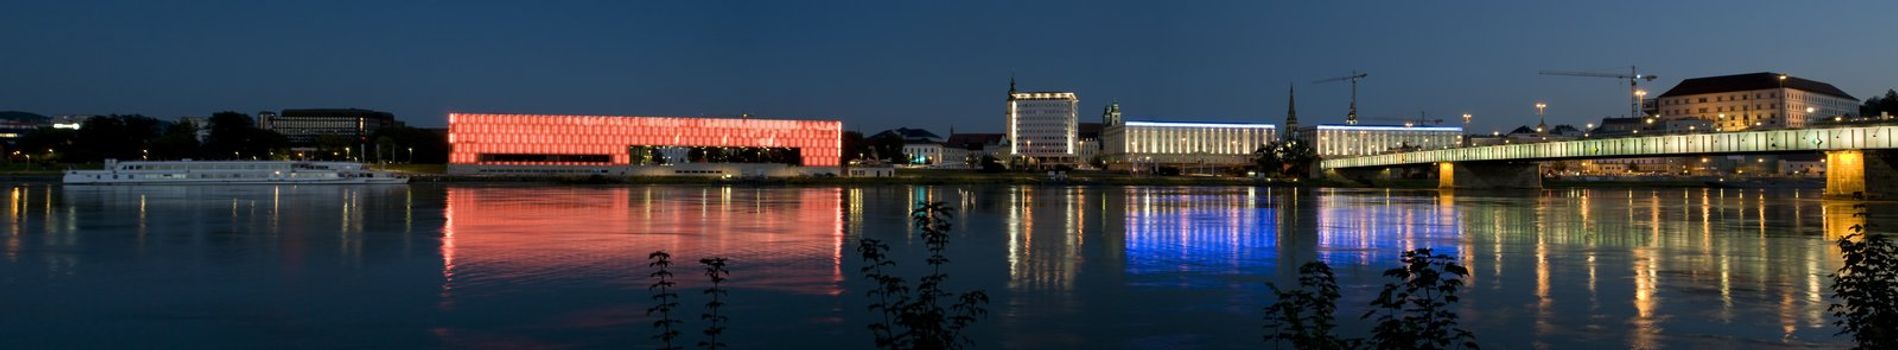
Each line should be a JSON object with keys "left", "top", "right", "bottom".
{"left": 437, "top": 187, "right": 845, "bottom": 311}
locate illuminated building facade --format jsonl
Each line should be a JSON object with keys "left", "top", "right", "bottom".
{"left": 1295, "top": 124, "right": 1462, "bottom": 158}
{"left": 1101, "top": 120, "right": 1276, "bottom": 170}
{"left": 447, "top": 113, "right": 842, "bottom": 176}
{"left": 1006, "top": 79, "right": 1080, "bottom": 165}
{"left": 262, "top": 108, "right": 399, "bottom": 144}
{"left": 1654, "top": 72, "right": 1857, "bottom": 131}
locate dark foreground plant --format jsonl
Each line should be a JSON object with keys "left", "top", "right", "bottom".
{"left": 699, "top": 257, "right": 731, "bottom": 350}
{"left": 1263, "top": 248, "right": 1478, "bottom": 350}
{"left": 1829, "top": 203, "right": 1898, "bottom": 350}
{"left": 645, "top": 251, "right": 734, "bottom": 350}
{"left": 1365, "top": 248, "right": 1478, "bottom": 350}
{"left": 648, "top": 251, "right": 683, "bottom": 350}
{"left": 858, "top": 201, "right": 990, "bottom": 350}
{"left": 1263, "top": 261, "right": 1355, "bottom": 349}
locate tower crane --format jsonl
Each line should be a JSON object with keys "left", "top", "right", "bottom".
{"left": 1538, "top": 66, "right": 1659, "bottom": 119}
{"left": 1313, "top": 71, "right": 1369, "bottom": 125}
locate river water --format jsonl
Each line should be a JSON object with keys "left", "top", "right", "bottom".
{"left": 0, "top": 184, "right": 1876, "bottom": 349}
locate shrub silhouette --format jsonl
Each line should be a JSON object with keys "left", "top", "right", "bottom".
{"left": 645, "top": 251, "right": 735, "bottom": 350}
{"left": 647, "top": 251, "right": 683, "bottom": 350}
{"left": 699, "top": 257, "right": 731, "bottom": 350}
{"left": 1364, "top": 248, "right": 1478, "bottom": 350}
{"left": 857, "top": 201, "right": 990, "bottom": 350}
{"left": 1263, "top": 261, "right": 1356, "bottom": 349}
{"left": 1263, "top": 248, "right": 1478, "bottom": 350}
{"left": 1828, "top": 203, "right": 1898, "bottom": 349}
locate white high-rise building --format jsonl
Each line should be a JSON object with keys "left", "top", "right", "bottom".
{"left": 1005, "top": 79, "right": 1079, "bottom": 165}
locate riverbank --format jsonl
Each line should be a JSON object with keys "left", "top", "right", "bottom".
{"left": 404, "top": 172, "right": 1347, "bottom": 187}
{"left": 2, "top": 163, "right": 1824, "bottom": 190}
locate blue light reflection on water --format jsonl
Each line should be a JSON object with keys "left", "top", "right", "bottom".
{"left": 0, "top": 184, "right": 1876, "bottom": 349}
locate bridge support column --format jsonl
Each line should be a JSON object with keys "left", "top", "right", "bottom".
{"left": 1825, "top": 150, "right": 1898, "bottom": 200}
{"left": 1438, "top": 161, "right": 1540, "bottom": 189}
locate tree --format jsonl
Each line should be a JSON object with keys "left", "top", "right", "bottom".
{"left": 70, "top": 114, "right": 163, "bottom": 163}
{"left": 374, "top": 136, "right": 396, "bottom": 163}
{"left": 842, "top": 131, "right": 868, "bottom": 164}
{"left": 1252, "top": 140, "right": 1317, "bottom": 178}
{"left": 14, "top": 127, "right": 75, "bottom": 164}
{"left": 150, "top": 120, "right": 200, "bottom": 160}
{"left": 203, "top": 111, "right": 287, "bottom": 160}
{"left": 866, "top": 133, "right": 905, "bottom": 163}
{"left": 1861, "top": 89, "right": 1898, "bottom": 118}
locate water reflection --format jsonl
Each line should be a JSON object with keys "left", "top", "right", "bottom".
{"left": 439, "top": 187, "right": 846, "bottom": 298}
{"left": 0, "top": 185, "right": 1885, "bottom": 348}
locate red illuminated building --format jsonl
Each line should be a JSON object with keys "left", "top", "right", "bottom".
{"left": 447, "top": 113, "right": 843, "bottom": 176}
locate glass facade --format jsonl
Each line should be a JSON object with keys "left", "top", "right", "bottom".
{"left": 448, "top": 113, "right": 842, "bottom": 167}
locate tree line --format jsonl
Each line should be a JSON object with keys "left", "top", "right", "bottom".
{"left": 1861, "top": 89, "right": 1898, "bottom": 117}
{"left": 5, "top": 111, "right": 446, "bottom": 164}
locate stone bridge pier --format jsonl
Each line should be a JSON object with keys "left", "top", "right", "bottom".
{"left": 1436, "top": 161, "right": 1541, "bottom": 189}
{"left": 1825, "top": 150, "right": 1898, "bottom": 200}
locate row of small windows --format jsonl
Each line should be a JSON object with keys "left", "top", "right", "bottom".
{"left": 1662, "top": 92, "right": 1779, "bottom": 105}
{"left": 1672, "top": 104, "right": 1779, "bottom": 115}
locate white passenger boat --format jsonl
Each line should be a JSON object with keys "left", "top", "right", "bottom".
{"left": 63, "top": 159, "right": 408, "bottom": 185}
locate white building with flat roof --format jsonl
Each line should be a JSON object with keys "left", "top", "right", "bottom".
{"left": 1006, "top": 80, "right": 1079, "bottom": 165}
{"left": 1295, "top": 124, "right": 1462, "bottom": 158}
{"left": 1102, "top": 120, "right": 1277, "bottom": 170}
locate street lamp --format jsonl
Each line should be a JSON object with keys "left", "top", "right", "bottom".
{"left": 1634, "top": 89, "right": 1648, "bottom": 118}
{"left": 1533, "top": 102, "right": 1548, "bottom": 137}
{"left": 407, "top": 147, "right": 414, "bottom": 163}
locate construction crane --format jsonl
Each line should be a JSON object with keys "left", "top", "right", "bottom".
{"left": 1313, "top": 71, "right": 1369, "bottom": 125}
{"left": 1539, "top": 66, "right": 1659, "bottom": 119}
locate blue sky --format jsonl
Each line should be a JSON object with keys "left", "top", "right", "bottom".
{"left": 3, "top": 0, "right": 1895, "bottom": 134}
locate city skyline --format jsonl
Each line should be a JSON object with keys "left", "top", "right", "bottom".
{"left": 5, "top": 1, "right": 1897, "bottom": 134}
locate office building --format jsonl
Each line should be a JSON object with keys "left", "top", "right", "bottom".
{"left": 1099, "top": 103, "right": 1276, "bottom": 170}
{"left": 1005, "top": 79, "right": 1079, "bottom": 165}
{"left": 261, "top": 108, "right": 399, "bottom": 144}
{"left": 1653, "top": 72, "right": 1858, "bottom": 131}
{"left": 1295, "top": 124, "right": 1462, "bottom": 158}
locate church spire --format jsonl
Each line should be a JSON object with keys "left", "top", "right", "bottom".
{"left": 1102, "top": 100, "right": 1122, "bottom": 126}
{"left": 1284, "top": 83, "right": 1300, "bottom": 140}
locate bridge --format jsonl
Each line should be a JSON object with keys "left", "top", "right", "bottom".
{"left": 1319, "top": 125, "right": 1898, "bottom": 199}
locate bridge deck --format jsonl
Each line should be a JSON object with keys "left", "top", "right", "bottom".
{"left": 1322, "top": 125, "right": 1898, "bottom": 169}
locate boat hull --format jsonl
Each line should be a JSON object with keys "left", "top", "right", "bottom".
{"left": 62, "top": 176, "right": 408, "bottom": 185}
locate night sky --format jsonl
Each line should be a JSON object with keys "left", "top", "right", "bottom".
{"left": 4, "top": 0, "right": 1895, "bottom": 134}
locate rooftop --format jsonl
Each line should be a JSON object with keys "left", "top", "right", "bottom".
{"left": 1009, "top": 92, "right": 1078, "bottom": 100}
{"left": 1658, "top": 72, "right": 1856, "bottom": 100}
{"left": 945, "top": 133, "right": 1006, "bottom": 150}
{"left": 1308, "top": 123, "right": 1462, "bottom": 131}
{"left": 872, "top": 127, "right": 942, "bottom": 141}
{"left": 1125, "top": 120, "right": 1276, "bottom": 128}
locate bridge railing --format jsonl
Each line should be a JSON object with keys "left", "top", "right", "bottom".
{"left": 1321, "top": 125, "right": 1898, "bottom": 169}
